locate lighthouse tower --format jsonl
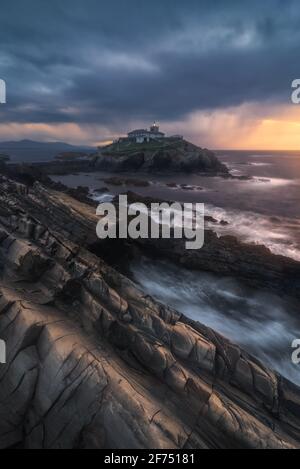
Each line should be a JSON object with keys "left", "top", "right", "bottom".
{"left": 150, "top": 122, "right": 160, "bottom": 134}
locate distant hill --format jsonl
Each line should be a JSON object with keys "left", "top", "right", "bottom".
{"left": 0, "top": 139, "right": 93, "bottom": 150}
{"left": 0, "top": 140, "right": 95, "bottom": 163}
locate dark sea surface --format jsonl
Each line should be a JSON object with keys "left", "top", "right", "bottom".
{"left": 1, "top": 148, "right": 56, "bottom": 162}
{"left": 52, "top": 150, "right": 300, "bottom": 260}
{"left": 51, "top": 150, "right": 300, "bottom": 384}
{"left": 0, "top": 145, "right": 93, "bottom": 162}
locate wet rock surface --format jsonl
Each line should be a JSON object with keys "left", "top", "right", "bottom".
{"left": 0, "top": 177, "right": 299, "bottom": 448}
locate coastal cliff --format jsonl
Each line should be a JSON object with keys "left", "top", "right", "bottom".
{"left": 0, "top": 176, "right": 300, "bottom": 449}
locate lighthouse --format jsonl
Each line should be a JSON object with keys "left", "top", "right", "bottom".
{"left": 150, "top": 122, "right": 160, "bottom": 134}
{"left": 126, "top": 122, "right": 165, "bottom": 143}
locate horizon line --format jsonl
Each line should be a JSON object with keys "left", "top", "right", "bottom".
{"left": 0, "top": 138, "right": 299, "bottom": 153}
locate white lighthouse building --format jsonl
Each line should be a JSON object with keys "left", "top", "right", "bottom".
{"left": 127, "top": 122, "right": 165, "bottom": 143}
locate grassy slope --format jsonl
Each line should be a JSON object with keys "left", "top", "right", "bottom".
{"left": 101, "top": 138, "right": 190, "bottom": 156}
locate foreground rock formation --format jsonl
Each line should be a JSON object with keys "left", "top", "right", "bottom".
{"left": 0, "top": 177, "right": 300, "bottom": 449}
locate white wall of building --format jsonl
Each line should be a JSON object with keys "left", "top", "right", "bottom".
{"left": 130, "top": 132, "right": 164, "bottom": 143}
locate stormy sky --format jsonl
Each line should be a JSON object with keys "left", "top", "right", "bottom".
{"left": 0, "top": 0, "right": 300, "bottom": 148}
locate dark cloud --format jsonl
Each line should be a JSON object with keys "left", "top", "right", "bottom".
{"left": 0, "top": 0, "right": 299, "bottom": 130}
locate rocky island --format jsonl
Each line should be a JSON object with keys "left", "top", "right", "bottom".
{"left": 95, "top": 137, "right": 228, "bottom": 174}
{"left": 0, "top": 167, "right": 299, "bottom": 449}
{"left": 2, "top": 126, "right": 229, "bottom": 180}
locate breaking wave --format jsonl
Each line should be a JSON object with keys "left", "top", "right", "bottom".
{"left": 131, "top": 258, "right": 300, "bottom": 385}
{"left": 204, "top": 204, "right": 300, "bottom": 261}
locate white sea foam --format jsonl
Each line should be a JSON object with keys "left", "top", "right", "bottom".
{"left": 249, "top": 162, "right": 272, "bottom": 167}
{"left": 204, "top": 204, "right": 300, "bottom": 261}
{"left": 131, "top": 258, "right": 300, "bottom": 385}
{"left": 91, "top": 192, "right": 114, "bottom": 203}
{"left": 250, "top": 177, "right": 295, "bottom": 188}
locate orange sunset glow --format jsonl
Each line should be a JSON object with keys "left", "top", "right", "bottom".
{"left": 1, "top": 103, "right": 300, "bottom": 151}
{"left": 228, "top": 106, "right": 300, "bottom": 150}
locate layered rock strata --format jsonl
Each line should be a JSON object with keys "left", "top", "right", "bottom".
{"left": 0, "top": 179, "right": 299, "bottom": 449}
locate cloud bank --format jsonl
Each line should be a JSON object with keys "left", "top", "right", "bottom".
{"left": 0, "top": 0, "right": 299, "bottom": 148}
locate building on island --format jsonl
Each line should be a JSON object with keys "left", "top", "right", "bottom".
{"left": 127, "top": 122, "right": 165, "bottom": 143}
{"left": 114, "top": 123, "right": 183, "bottom": 145}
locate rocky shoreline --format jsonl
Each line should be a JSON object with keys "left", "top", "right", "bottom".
{"left": 0, "top": 172, "right": 299, "bottom": 448}
{"left": 101, "top": 191, "right": 300, "bottom": 301}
